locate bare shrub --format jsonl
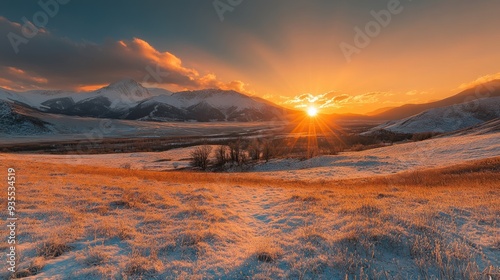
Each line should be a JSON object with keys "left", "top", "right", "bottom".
{"left": 124, "top": 256, "right": 158, "bottom": 277}
{"left": 214, "top": 145, "right": 229, "bottom": 166}
{"left": 412, "top": 132, "right": 440, "bottom": 141}
{"left": 355, "top": 204, "right": 381, "bottom": 216}
{"left": 13, "top": 257, "right": 44, "bottom": 278}
{"left": 350, "top": 144, "right": 366, "bottom": 151}
{"left": 190, "top": 145, "right": 212, "bottom": 170}
{"left": 255, "top": 239, "right": 282, "bottom": 263}
{"left": 120, "top": 163, "right": 131, "bottom": 169}
{"left": 81, "top": 246, "right": 110, "bottom": 266}
{"left": 122, "top": 189, "right": 150, "bottom": 208}
{"left": 37, "top": 241, "right": 72, "bottom": 258}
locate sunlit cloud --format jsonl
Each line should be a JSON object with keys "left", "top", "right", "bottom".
{"left": 457, "top": 72, "right": 500, "bottom": 91}
{"left": 0, "top": 17, "right": 250, "bottom": 93}
{"left": 281, "top": 91, "right": 396, "bottom": 111}
{"left": 0, "top": 66, "right": 48, "bottom": 91}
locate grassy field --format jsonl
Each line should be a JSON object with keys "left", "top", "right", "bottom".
{"left": 0, "top": 157, "right": 499, "bottom": 279}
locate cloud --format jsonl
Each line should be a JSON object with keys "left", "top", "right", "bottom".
{"left": 0, "top": 17, "right": 249, "bottom": 92}
{"left": 457, "top": 72, "right": 500, "bottom": 91}
{"left": 283, "top": 92, "right": 334, "bottom": 108}
{"left": 0, "top": 66, "right": 48, "bottom": 91}
{"left": 280, "top": 91, "right": 397, "bottom": 110}
{"left": 331, "top": 94, "right": 350, "bottom": 103}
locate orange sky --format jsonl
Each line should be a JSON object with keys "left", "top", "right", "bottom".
{"left": 170, "top": 1, "right": 500, "bottom": 114}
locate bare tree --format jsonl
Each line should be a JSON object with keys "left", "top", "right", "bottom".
{"left": 215, "top": 145, "right": 229, "bottom": 166}
{"left": 228, "top": 138, "right": 248, "bottom": 166}
{"left": 248, "top": 139, "right": 261, "bottom": 160}
{"left": 228, "top": 138, "right": 242, "bottom": 164}
{"left": 190, "top": 145, "right": 212, "bottom": 170}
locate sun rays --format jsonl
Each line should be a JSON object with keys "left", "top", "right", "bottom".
{"left": 285, "top": 107, "right": 345, "bottom": 158}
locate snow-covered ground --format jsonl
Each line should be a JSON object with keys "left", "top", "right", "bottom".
{"left": 3, "top": 131, "right": 498, "bottom": 179}
{"left": 0, "top": 150, "right": 498, "bottom": 279}
{"left": 0, "top": 118, "right": 283, "bottom": 144}
{"left": 252, "top": 131, "right": 500, "bottom": 181}
{"left": 0, "top": 145, "right": 219, "bottom": 171}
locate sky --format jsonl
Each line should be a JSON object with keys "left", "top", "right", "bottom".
{"left": 0, "top": 0, "right": 499, "bottom": 114}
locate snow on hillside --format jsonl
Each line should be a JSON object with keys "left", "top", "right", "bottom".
{"left": 250, "top": 132, "right": 500, "bottom": 181}
{"left": 445, "top": 117, "right": 500, "bottom": 136}
{"left": 370, "top": 97, "right": 500, "bottom": 134}
{"left": 0, "top": 100, "right": 53, "bottom": 135}
{"left": 0, "top": 87, "right": 34, "bottom": 106}
{"left": 3, "top": 131, "right": 498, "bottom": 180}
{"left": 92, "top": 78, "right": 153, "bottom": 109}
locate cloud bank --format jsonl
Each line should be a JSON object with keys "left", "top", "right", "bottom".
{"left": 282, "top": 91, "right": 395, "bottom": 111}
{"left": 0, "top": 17, "right": 248, "bottom": 92}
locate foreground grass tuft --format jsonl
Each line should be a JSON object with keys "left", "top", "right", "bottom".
{"left": 37, "top": 241, "right": 72, "bottom": 258}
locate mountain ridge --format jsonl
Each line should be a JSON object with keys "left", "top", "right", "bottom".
{"left": 371, "top": 80, "right": 500, "bottom": 120}
{"left": 368, "top": 96, "right": 500, "bottom": 134}
{"left": 0, "top": 79, "right": 290, "bottom": 122}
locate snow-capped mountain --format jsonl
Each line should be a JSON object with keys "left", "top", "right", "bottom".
{"left": 136, "top": 89, "right": 286, "bottom": 121}
{"left": 0, "top": 79, "right": 289, "bottom": 122}
{"left": 369, "top": 96, "right": 500, "bottom": 134}
{"left": 36, "top": 79, "right": 156, "bottom": 117}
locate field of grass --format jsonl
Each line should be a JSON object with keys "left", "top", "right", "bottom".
{"left": 0, "top": 156, "right": 499, "bottom": 279}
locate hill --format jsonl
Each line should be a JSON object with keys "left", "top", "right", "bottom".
{"left": 369, "top": 96, "right": 500, "bottom": 133}
{"left": 372, "top": 80, "right": 500, "bottom": 120}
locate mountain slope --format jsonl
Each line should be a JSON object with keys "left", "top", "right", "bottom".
{"left": 370, "top": 96, "right": 500, "bottom": 133}
{"left": 373, "top": 80, "right": 500, "bottom": 120}
{"left": 0, "top": 100, "right": 53, "bottom": 135}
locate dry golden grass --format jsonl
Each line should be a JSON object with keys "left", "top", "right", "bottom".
{"left": 0, "top": 156, "right": 498, "bottom": 279}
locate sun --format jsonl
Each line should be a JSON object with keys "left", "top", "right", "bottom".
{"left": 307, "top": 106, "right": 318, "bottom": 117}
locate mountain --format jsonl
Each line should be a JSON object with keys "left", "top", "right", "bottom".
{"left": 372, "top": 80, "right": 500, "bottom": 120}
{"left": 36, "top": 79, "right": 155, "bottom": 118}
{"left": 443, "top": 117, "right": 500, "bottom": 136}
{"left": 369, "top": 96, "right": 500, "bottom": 134}
{"left": 131, "top": 89, "right": 288, "bottom": 122}
{"left": 147, "top": 87, "right": 173, "bottom": 96}
{"left": 366, "top": 106, "right": 396, "bottom": 116}
{"left": 0, "top": 79, "right": 289, "bottom": 122}
{"left": 0, "top": 100, "right": 53, "bottom": 135}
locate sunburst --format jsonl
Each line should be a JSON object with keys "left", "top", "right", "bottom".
{"left": 307, "top": 106, "right": 318, "bottom": 117}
